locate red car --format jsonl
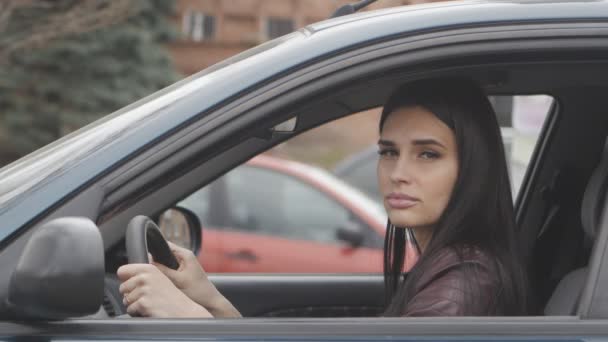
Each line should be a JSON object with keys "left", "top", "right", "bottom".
{"left": 179, "top": 155, "right": 415, "bottom": 273}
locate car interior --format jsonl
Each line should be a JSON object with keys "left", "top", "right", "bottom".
{"left": 92, "top": 60, "right": 608, "bottom": 318}
{"left": 4, "top": 31, "right": 608, "bottom": 326}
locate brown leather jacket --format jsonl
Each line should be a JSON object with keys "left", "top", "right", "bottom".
{"left": 402, "top": 247, "right": 501, "bottom": 316}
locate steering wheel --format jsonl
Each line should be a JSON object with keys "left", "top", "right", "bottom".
{"left": 126, "top": 215, "right": 179, "bottom": 269}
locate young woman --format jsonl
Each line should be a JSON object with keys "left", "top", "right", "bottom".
{"left": 378, "top": 78, "right": 528, "bottom": 316}
{"left": 116, "top": 77, "right": 529, "bottom": 318}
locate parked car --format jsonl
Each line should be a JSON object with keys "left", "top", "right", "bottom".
{"left": 177, "top": 155, "right": 391, "bottom": 273}
{"left": 2, "top": 0, "right": 608, "bottom": 340}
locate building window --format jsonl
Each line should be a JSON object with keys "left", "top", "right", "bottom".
{"left": 182, "top": 10, "right": 216, "bottom": 41}
{"left": 265, "top": 17, "right": 294, "bottom": 40}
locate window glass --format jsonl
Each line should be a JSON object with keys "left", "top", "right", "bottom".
{"left": 265, "top": 17, "right": 295, "bottom": 39}
{"left": 182, "top": 10, "right": 216, "bottom": 41}
{"left": 490, "top": 95, "right": 554, "bottom": 195}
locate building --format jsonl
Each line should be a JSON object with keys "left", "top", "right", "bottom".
{"left": 170, "top": 0, "right": 440, "bottom": 75}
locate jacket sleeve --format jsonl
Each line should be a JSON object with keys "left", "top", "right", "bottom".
{"left": 402, "top": 249, "right": 498, "bottom": 317}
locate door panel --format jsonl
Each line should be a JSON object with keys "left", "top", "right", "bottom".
{"left": 209, "top": 274, "right": 385, "bottom": 317}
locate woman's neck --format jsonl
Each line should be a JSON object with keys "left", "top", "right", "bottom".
{"left": 411, "top": 227, "right": 433, "bottom": 254}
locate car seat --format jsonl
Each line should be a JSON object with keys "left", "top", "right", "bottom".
{"left": 544, "top": 142, "right": 608, "bottom": 315}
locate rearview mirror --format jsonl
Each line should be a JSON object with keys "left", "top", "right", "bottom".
{"left": 6, "top": 217, "right": 104, "bottom": 320}
{"left": 157, "top": 206, "right": 202, "bottom": 254}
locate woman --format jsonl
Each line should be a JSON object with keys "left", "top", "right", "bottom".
{"left": 116, "top": 77, "right": 529, "bottom": 317}
{"left": 378, "top": 78, "right": 528, "bottom": 316}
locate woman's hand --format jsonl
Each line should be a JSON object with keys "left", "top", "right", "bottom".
{"left": 117, "top": 263, "right": 212, "bottom": 318}
{"left": 151, "top": 242, "right": 241, "bottom": 318}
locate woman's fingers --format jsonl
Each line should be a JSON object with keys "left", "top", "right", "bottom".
{"left": 126, "top": 301, "right": 139, "bottom": 316}
{"left": 119, "top": 279, "right": 132, "bottom": 297}
{"left": 123, "top": 285, "right": 146, "bottom": 307}
{"left": 166, "top": 241, "right": 186, "bottom": 252}
{"left": 126, "top": 297, "right": 150, "bottom": 317}
{"left": 166, "top": 241, "right": 195, "bottom": 260}
{"left": 117, "top": 263, "right": 153, "bottom": 281}
{"left": 123, "top": 288, "right": 134, "bottom": 307}
{"left": 117, "top": 264, "right": 154, "bottom": 286}
{"left": 153, "top": 260, "right": 181, "bottom": 279}
{"left": 119, "top": 263, "right": 213, "bottom": 318}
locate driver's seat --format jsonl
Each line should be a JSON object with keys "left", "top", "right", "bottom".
{"left": 544, "top": 142, "right": 608, "bottom": 315}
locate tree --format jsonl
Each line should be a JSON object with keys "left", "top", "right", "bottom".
{"left": 0, "top": 0, "right": 180, "bottom": 165}
{"left": 0, "top": 0, "right": 138, "bottom": 65}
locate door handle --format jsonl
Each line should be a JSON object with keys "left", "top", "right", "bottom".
{"left": 225, "top": 249, "right": 258, "bottom": 262}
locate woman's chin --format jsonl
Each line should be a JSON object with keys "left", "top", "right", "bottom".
{"left": 388, "top": 210, "right": 435, "bottom": 229}
{"left": 387, "top": 213, "right": 418, "bottom": 228}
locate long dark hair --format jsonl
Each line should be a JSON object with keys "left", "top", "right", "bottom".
{"left": 380, "top": 78, "right": 528, "bottom": 316}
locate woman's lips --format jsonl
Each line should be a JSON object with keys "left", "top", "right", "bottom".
{"left": 386, "top": 193, "right": 419, "bottom": 209}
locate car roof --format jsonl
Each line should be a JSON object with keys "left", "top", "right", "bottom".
{"left": 309, "top": 0, "right": 608, "bottom": 33}
{"left": 1, "top": 0, "right": 608, "bottom": 236}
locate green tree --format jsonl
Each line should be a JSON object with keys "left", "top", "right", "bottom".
{"left": 0, "top": 0, "right": 180, "bottom": 165}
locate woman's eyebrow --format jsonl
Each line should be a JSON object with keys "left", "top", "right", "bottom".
{"left": 412, "top": 138, "right": 446, "bottom": 149}
{"left": 377, "top": 139, "right": 395, "bottom": 146}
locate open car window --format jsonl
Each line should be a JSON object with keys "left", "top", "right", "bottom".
{"left": 173, "top": 94, "right": 554, "bottom": 275}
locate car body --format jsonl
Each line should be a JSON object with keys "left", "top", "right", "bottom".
{"left": 2, "top": 0, "right": 608, "bottom": 340}
{"left": 179, "top": 155, "right": 390, "bottom": 273}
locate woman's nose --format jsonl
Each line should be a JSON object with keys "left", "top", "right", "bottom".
{"left": 389, "top": 157, "right": 412, "bottom": 184}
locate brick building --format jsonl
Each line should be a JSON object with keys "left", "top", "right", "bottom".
{"left": 170, "top": 0, "right": 440, "bottom": 75}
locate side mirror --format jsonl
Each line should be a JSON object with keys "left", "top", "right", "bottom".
{"left": 336, "top": 221, "right": 365, "bottom": 248}
{"left": 6, "top": 217, "right": 104, "bottom": 320}
{"left": 157, "top": 206, "right": 202, "bottom": 254}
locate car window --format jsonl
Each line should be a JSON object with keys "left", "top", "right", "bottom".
{"left": 504, "top": 95, "right": 554, "bottom": 195}
{"left": 176, "top": 94, "right": 552, "bottom": 275}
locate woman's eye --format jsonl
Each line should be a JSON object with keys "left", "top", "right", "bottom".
{"left": 419, "top": 151, "right": 440, "bottom": 160}
{"left": 378, "top": 149, "right": 398, "bottom": 158}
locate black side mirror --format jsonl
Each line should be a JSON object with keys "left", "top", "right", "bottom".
{"left": 157, "top": 206, "right": 202, "bottom": 254}
{"left": 5, "top": 217, "right": 104, "bottom": 320}
{"left": 336, "top": 221, "right": 365, "bottom": 248}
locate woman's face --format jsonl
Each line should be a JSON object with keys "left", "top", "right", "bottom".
{"left": 377, "top": 106, "right": 458, "bottom": 231}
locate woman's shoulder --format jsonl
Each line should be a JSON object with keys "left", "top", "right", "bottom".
{"left": 418, "top": 245, "right": 498, "bottom": 286}
{"left": 429, "top": 245, "right": 495, "bottom": 268}
{"left": 406, "top": 245, "right": 502, "bottom": 316}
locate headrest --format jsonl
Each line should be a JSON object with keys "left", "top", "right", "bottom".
{"left": 581, "top": 138, "right": 608, "bottom": 239}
